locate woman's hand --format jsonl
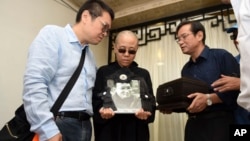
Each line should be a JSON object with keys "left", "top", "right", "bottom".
{"left": 99, "top": 107, "right": 115, "bottom": 119}
{"left": 135, "top": 108, "right": 152, "bottom": 120}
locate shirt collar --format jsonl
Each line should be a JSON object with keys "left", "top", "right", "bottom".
{"left": 65, "top": 24, "right": 89, "bottom": 49}
{"left": 199, "top": 45, "right": 209, "bottom": 60}
{"left": 112, "top": 61, "right": 138, "bottom": 69}
{"left": 65, "top": 24, "right": 80, "bottom": 43}
{"left": 187, "top": 45, "right": 209, "bottom": 64}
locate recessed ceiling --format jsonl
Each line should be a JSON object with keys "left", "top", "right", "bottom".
{"left": 67, "top": 0, "right": 224, "bottom": 30}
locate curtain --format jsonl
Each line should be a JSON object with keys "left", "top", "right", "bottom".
{"left": 134, "top": 18, "right": 238, "bottom": 141}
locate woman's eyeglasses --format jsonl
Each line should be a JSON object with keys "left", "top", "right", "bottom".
{"left": 118, "top": 49, "right": 137, "bottom": 55}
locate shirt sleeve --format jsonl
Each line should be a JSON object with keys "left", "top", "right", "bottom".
{"left": 23, "top": 26, "right": 60, "bottom": 140}
{"left": 215, "top": 51, "right": 240, "bottom": 107}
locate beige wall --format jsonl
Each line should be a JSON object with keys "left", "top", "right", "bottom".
{"left": 0, "top": 0, "right": 109, "bottom": 129}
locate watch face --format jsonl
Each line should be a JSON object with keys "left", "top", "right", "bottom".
{"left": 207, "top": 99, "right": 212, "bottom": 106}
{"left": 206, "top": 94, "right": 212, "bottom": 106}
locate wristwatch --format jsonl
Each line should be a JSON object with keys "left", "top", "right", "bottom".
{"left": 206, "top": 94, "right": 212, "bottom": 106}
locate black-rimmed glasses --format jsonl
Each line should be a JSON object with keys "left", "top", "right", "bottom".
{"left": 176, "top": 33, "right": 193, "bottom": 43}
{"left": 118, "top": 48, "right": 137, "bottom": 55}
{"left": 99, "top": 19, "right": 110, "bottom": 34}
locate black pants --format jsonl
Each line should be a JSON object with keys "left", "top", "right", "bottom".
{"left": 185, "top": 111, "right": 234, "bottom": 141}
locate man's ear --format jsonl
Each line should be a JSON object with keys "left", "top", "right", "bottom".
{"left": 81, "top": 10, "right": 89, "bottom": 23}
{"left": 196, "top": 31, "right": 204, "bottom": 42}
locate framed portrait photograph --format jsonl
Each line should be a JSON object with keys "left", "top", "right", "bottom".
{"left": 107, "top": 79, "right": 142, "bottom": 113}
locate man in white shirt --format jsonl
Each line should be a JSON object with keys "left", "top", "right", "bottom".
{"left": 221, "top": 0, "right": 250, "bottom": 112}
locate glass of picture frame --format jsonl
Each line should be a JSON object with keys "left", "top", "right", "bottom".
{"left": 107, "top": 79, "right": 142, "bottom": 113}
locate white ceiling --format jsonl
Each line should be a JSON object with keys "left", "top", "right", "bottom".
{"left": 67, "top": 0, "right": 224, "bottom": 29}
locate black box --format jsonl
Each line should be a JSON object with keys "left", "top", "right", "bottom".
{"left": 156, "top": 77, "right": 209, "bottom": 112}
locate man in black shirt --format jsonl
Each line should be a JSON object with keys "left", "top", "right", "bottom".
{"left": 176, "top": 21, "right": 240, "bottom": 141}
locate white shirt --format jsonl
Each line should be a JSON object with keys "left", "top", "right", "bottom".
{"left": 231, "top": 0, "right": 250, "bottom": 112}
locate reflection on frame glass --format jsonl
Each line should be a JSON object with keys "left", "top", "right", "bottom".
{"left": 108, "top": 80, "right": 142, "bottom": 113}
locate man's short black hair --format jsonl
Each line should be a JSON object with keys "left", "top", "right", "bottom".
{"left": 76, "top": 0, "right": 114, "bottom": 23}
{"left": 176, "top": 20, "right": 206, "bottom": 44}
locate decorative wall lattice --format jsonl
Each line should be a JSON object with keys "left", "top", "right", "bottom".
{"left": 108, "top": 4, "right": 235, "bottom": 63}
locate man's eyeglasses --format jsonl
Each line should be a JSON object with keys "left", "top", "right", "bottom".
{"left": 176, "top": 33, "right": 192, "bottom": 43}
{"left": 99, "top": 19, "right": 109, "bottom": 34}
{"left": 118, "top": 48, "right": 137, "bottom": 55}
